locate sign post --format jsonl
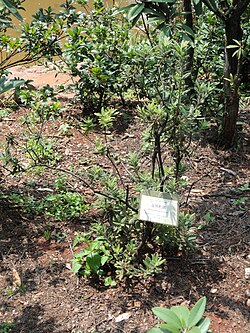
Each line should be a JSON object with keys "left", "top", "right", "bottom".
{"left": 138, "top": 190, "right": 179, "bottom": 226}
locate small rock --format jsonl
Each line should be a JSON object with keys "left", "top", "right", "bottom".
{"left": 210, "top": 288, "right": 218, "bottom": 294}
{"left": 246, "top": 289, "right": 250, "bottom": 298}
{"left": 65, "top": 148, "right": 71, "bottom": 156}
{"left": 245, "top": 268, "right": 250, "bottom": 279}
{"left": 246, "top": 299, "right": 250, "bottom": 307}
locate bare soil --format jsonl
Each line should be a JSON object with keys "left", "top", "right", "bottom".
{"left": 0, "top": 66, "right": 250, "bottom": 333}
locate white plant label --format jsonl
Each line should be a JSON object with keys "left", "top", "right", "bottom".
{"left": 138, "top": 190, "right": 179, "bottom": 226}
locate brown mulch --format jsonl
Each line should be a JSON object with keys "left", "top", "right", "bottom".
{"left": 0, "top": 71, "right": 250, "bottom": 333}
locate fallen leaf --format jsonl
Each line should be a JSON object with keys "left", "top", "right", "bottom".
{"left": 115, "top": 312, "right": 131, "bottom": 323}
{"left": 65, "top": 263, "right": 72, "bottom": 270}
{"left": 12, "top": 268, "right": 21, "bottom": 287}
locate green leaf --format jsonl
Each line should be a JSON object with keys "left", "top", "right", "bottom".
{"left": 115, "top": 4, "right": 135, "bottom": 14}
{"left": 152, "top": 308, "right": 182, "bottom": 330}
{"left": 1, "top": 0, "right": 23, "bottom": 21}
{"left": 193, "top": 1, "right": 203, "bottom": 16}
{"left": 0, "top": 78, "right": 25, "bottom": 94}
{"left": 171, "top": 305, "right": 190, "bottom": 327}
{"left": 181, "top": 24, "right": 195, "bottom": 37}
{"left": 72, "top": 261, "right": 82, "bottom": 274}
{"left": 188, "top": 297, "right": 206, "bottom": 328}
{"left": 0, "top": 14, "right": 12, "bottom": 23}
{"left": 104, "top": 276, "right": 117, "bottom": 287}
{"left": 86, "top": 253, "right": 101, "bottom": 272}
{"left": 232, "top": 39, "right": 241, "bottom": 46}
{"left": 159, "top": 323, "right": 181, "bottom": 333}
{"left": 197, "top": 317, "right": 211, "bottom": 333}
{"left": 147, "top": 328, "right": 170, "bottom": 333}
{"left": 188, "top": 327, "right": 201, "bottom": 333}
{"left": 128, "top": 4, "right": 145, "bottom": 21}
{"left": 226, "top": 45, "right": 239, "bottom": 49}
{"left": 148, "top": 17, "right": 165, "bottom": 24}
{"left": 100, "top": 255, "right": 109, "bottom": 266}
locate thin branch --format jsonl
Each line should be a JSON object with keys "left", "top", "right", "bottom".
{"left": 35, "top": 164, "right": 138, "bottom": 213}
{"left": 184, "top": 167, "right": 214, "bottom": 205}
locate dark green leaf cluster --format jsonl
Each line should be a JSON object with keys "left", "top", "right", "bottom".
{"left": 6, "top": 182, "right": 88, "bottom": 221}
{"left": 60, "top": 1, "right": 132, "bottom": 110}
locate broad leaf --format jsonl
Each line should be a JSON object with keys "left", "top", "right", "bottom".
{"left": 147, "top": 328, "right": 170, "bottom": 333}
{"left": 171, "top": 305, "right": 190, "bottom": 327}
{"left": 152, "top": 308, "right": 182, "bottom": 330}
{"left": 86, "top": 253, "right": 101, "bottom": 272}
{"left": 188, "top": 297, "right": 206, "bottom": 328}
{"left": 128, "top": 4, "right": 145, "bottom": 21}
{"left": 71, "top": 261, "right": 82, "bottom": 274}
{"left": 0, "top": 14, "right": 12, "bottom": 23}
{"left": 226, "top": 45, "right": 239, "bottom": 49}
{"left": 114, "top": 4, "right": 135, "bottom": 15}
{"left": 148, "top": 17, "right": 165, "bottom": 24}
{"left": 100, "top": 255, "right": 109, "bottom": 266}
{"left": 188, "top": 327, "right": 201, "bottom": 333}
{"left": 159, "top": 323, "right": 181, "bottom": 333}
{"left": 197, "top": 317, "right": 211, "bottom": 333}
{"left": 181, "top": 24, "right": 195, "bottom": 37}
{"left": 0, "top": 78, "right": 25, "bottom": 94}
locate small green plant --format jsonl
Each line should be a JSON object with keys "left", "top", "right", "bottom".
{"left": 43, "top": 229, "right": 52, "bottom": 241}
{"left": 53, "top": 230, "right": 67, "bottom": 243}
{"left": 0, "top": 109, "right": 10, "bottom": 120}
{"left": 42, "top": 192, "right": 88, "bottom": 221}
{"left": 0, "top": 322, "right": 14, "bottom": 333}
{"left": 6, "top": 188, "right": 88, "bottom": 222}
{"left": 4, "top": 288, "right": 14, "bottom": 298}
{"left": 72, "top": 230, "right": 166, "bottom": 284}
{"left": 148, "top": 296, "right": 211, "bottom": 333}
{"left": 238, "top": 182, "right": 250, "bottom": 192}
{"left": 233, "top": 197, "right": 248, "bottom": 210}
{"left": 203, "top": 211, "right": 215, "bottom": 224}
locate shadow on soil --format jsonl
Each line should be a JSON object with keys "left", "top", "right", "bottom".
{"left": 12, "top": 304, "right": 58, "bottom": 333}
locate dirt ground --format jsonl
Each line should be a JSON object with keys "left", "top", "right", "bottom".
{"left": 0, "top": 66, "right": 250, "bottom": 333}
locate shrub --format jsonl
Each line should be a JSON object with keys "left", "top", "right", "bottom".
{"left": 60, "top": 0, "right": 132, "bottom": 110}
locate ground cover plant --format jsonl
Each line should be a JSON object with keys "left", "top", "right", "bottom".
{"left": 148, "top": 296, "right": 211, "bottom": 333}
{"left": 0, "top": 0, "right": 250, "bottom": 332}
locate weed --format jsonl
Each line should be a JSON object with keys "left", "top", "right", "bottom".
{"left": 7, "top": 189, "right": 88, "bottom": 222}
{"left": 4, "top": 288, "right": 14, "bottom": 298}
{"left": 43, "top": 229, "right": 52, "bottom": 241}
{"left": 233, "top": 197, "right": 248, "bottom": 210}
{"left": 203, "top": 211, "right": 215, "bottom": 224}
{"left": 239, "top": 182, "right": 250, "bottom": 191}
{"left": 0, "top": 323, "right": 14, "bottom": 333}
